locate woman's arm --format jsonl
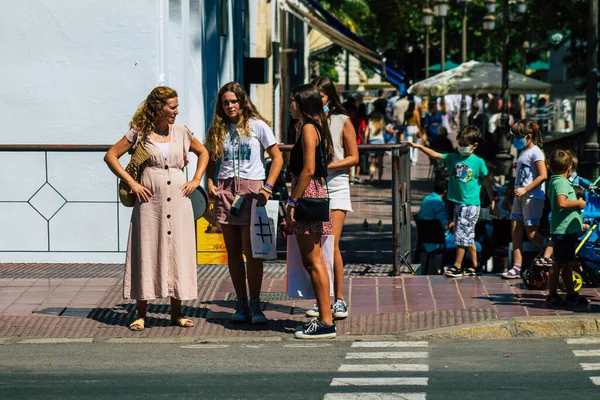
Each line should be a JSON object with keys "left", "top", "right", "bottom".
{"left": 181, "top": 138, "right": 210, "bottom": 196}
{"left": 291, "top": 125, "right": 318, "bottom": 202}
{"left": 514, "top": 160, "right": 548, "bottom": 197}
{"left": 415, "top": 110, "right": 422, "bottom": 129}
{"left": 205, "top": 159, "right": 217, "bottom": 200}
{"left": 329, "top": 118, "right": 359, "bottom": 171}
{"left": 104, "top": 136, "right": 152, "bottom": 202}
{"left": 257, "top": 144, "right": 283, "bottom": 206}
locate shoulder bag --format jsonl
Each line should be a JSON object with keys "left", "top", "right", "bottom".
{"left": 294, "top": 132, "right": 330, "bottom": 222}
{"left": 119, "top": 136, "right": 151, "bottom": 207}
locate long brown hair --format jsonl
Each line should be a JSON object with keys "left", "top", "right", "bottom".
{"left": 206, "top": 82, "right": 269, "bottom": 161}
{"left": 310, "top": 76, "right": 347, "bottom": 117}
{"left": 130, "top": 86, "right": 177, "bottom": 140}
{"left": 510, "top": 119, "right": 543, "bottom": 147}
{"left": 291, "top": 83, "right": 334, "bottom": 164}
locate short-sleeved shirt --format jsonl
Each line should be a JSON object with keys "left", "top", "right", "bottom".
{"left": 417, "top": 192, "right": 449, "bottom": 252}
{"left": 548, "top": 175, "right": 583, "bottom": 234}
{"left": 443, "top": 153, "right": 488, "bottom": 206}
{"left": 217, "top": 118, "right": 277, "bottom": 180}
{"left": 515, "top": 145, "right": 545, "bottom": 199}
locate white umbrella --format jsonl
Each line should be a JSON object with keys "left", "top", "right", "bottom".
{"left": 408, "top": 60, "right": 552, "bottom": 96}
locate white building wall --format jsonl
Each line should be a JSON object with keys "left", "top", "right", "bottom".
{"left": 0, "top": 0, "right": 237, "bottom": 263}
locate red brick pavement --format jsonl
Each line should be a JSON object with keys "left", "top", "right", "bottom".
{"left": 1, "top": 264, "right": 598, "bottom": 339}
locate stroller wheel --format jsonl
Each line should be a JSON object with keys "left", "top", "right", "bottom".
{"left": 522, "top": 268, "right": 535, "bottom": 289}
{"left": 572, "top": 271, "right": 583, "bottom": 292}
{"left": 531, "top": 269, "right": 548, "bottom": 290}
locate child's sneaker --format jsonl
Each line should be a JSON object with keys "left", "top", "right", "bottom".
{"left": 294, "top": 318, "right": 336, "bottom": 339}
{"left": 501, "top": 266, "right": 521, "bottom": 279}
{"left": 445, "top": 266, "right": 463, "bottom": 278}
{"left": 566, "top": 293, "right": 590, "bottom": 305}
{"left": 332, "top": 299, "right": 349, "bottom": 319}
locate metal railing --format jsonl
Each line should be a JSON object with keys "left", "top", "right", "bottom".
{"left": 0, "top": 143, "right": 413, "bottom": 274}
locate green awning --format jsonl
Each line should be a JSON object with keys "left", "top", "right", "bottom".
{"left": 425, "top": 60, "right": 460, "bottom": 72}
{"left": 526, "top": 61, "right": 550, "bottom": 71}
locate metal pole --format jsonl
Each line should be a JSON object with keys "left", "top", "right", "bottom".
{"left": 425, "top": 28, "right": 430, "bottom": 79}
{"left": 462, "top": 2, "right": 467, "bottom": 64}
{"left": 441, "top": 16, "right": 446, "bottom": 72}
{"left": 583, "top": 0, "right": 599, "bottom": 180}
{"left": 391, "top": 148, "right": 401, "bottom": 276}
{"left": 495, "top": 0, "right": 512, "bottom": 177}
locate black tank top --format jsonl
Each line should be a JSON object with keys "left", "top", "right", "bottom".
{"left": 289, "top": 121, "right": 328, "bottom": 178}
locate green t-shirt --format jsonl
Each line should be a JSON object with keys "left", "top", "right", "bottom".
{"left": 548, "top": 175, "right": 583, "bottom": 234}
{"left": 442, "top": 153, "right": 488, "bottom": 206}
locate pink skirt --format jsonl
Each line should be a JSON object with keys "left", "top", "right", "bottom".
{"left": 214, "top": 178, "right": 263, "bottom": 226}
{"left": 288, "top": 177, "right": 332, "bottom": 236}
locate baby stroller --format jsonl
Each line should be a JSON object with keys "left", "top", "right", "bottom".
{"left": 523, "top": 176, "right": 600, "bottom": 291}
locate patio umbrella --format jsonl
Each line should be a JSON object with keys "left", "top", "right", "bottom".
{"left": 409, "top": 60, "right": 552, "bottom": 96}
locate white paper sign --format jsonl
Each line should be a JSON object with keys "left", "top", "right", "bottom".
{"left": 286, "top": 235, "right": 334, "bottom": 298}
{"left": 250, "top": 199, "right": 279, "bottom": 260}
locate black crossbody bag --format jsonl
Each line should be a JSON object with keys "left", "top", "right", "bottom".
{"left": 294, "top": 133, "right": 330, "bottom": 222}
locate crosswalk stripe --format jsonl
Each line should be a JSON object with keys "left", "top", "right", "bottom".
{"left": 323, "top": 393, "right": 427, "bottom": 400}
{"left": 331, "top": 377, "right": 428, "bottom": 386}
{"left": 346, "top": 352, "right": 428, "bottom": 359}
{"left": 338, "top": 364, "right": 429, "bottom": 372}
{"left": 351, "top": 341, "right": 429, "bottom": 348}
{"left": 590, "top": 377, "right": 600, "bottom": 385}
{"left": 566, "top": 338, "right": 600, "bottom": 345}
{"left": 580, "top": 363, "right": 600, "bottom": 370}
{"left": 573, "top": 350, "right": 600, "bottom": 357}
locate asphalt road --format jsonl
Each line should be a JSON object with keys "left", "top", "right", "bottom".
{"left": 1, "top": 337, "right": 599, "bottom": 399}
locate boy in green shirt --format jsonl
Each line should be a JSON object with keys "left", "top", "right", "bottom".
{"left": 408, "top": 126, "right": 497, "bottom": 277}
{"left": 546, "top": 149, "right": 588, "bottom": 305}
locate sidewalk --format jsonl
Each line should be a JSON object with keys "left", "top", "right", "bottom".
{"left": 1, "top": 156, "right": 600, "bottom": 339}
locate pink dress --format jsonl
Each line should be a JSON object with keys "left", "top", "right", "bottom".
{"left": 123, "top": 124, "right": 197, "bottom": 300}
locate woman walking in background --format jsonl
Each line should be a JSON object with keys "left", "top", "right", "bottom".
{"left": 104, "top": 86, "right": 209, "bottom": 331}
{"left": 404, "top": 98, "right": 421, "bottom": 165}
{"left": 205, "top": 82, "right": 283, "bottom": 324}
{"left": 286, "top": 83, "right": 336, "bottom": 339}
{"left": 309, "top": 76, "right": 358, "bottom": 320}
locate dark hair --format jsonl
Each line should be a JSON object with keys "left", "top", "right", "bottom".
{"left": 457, "top": 125, "right": 482, "bottom": 145}
{"left": 567, "top": 149, "right": 578, "bottom": 171}
{"left": 434, "top": 179, "right": 448, "bottom": 195}
{"left": 510, "top": 119, "right": 543, "bottom": 147}
{"left": 291, "top": 83, "right": 335, "bottom": 164}
{"left": 438, "top": 125, "right": 448, "bottom": 138}
{"left": 377, "top": 89, "right": 385, "bottom": 97}
{"left": 311, "top": 76, "right": 347, "bottom": 118}
{"left": 487, "top": 97, "right": 500, "bottom": 114}
{"left": 405, "top": 100, "right": 416, "bottom": 123}
{"left": 547, "top": 149, "right": 572, "bottom": 175}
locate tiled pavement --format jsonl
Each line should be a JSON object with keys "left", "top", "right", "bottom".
{"left": 1, "top": 155, "right": 599, "bottom": 338}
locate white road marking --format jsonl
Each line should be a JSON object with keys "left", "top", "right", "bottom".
{"left": 590, "top": 377, "right": 600, "bottom": 385}
{"left": 180, "top": 344, "right": 230, "bottom": 349}
{"left": 19, "top": 338, "right": 94, "bottom": 344}
{"left": 346, "top": 352, "right": 428, "bottom": 359}
{"left": 323, "top": 393, "right": 426, "bottom": 400}
{"left": 331, "top": 377, "right": 428, "bottom": 386}
{"left": 284, "top": 343, "right": 333, "bottom": 348}
{"left": 580, "top": 363, "right": 600, "bottom": 371}
{"left": 573, "top": 350, "right": 600, "bottom": 357}
{"left": 338, "top": 364, "right": 429, "bottom": 372}
{"left": 352, "top": 341, "right": 428, "bottom": 348}
{"left": 566, "top": 338, "right": 600, "bottom": 345}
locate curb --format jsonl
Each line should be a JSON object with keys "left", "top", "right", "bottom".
{"left": 401, "top": 316, "right": 600, "bottom": 341}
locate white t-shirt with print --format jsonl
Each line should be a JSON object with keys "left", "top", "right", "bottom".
{"left": 217, "top": 118, "right": 277, "bottom": 180}
{"left": 515, "top": 145, "right": 545, "bottom": 199}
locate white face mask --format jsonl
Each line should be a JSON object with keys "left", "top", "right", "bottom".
{"left": 457, "top": 145, "right": 474, "bottom": 156}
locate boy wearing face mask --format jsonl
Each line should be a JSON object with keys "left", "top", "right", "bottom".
{"left": 407, "top": 126, "right": 497, "bottom": 277}
{"left": 502, "top": 120, "right": 548, "bottom": 279}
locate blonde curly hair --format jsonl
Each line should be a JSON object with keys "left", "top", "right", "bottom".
{"left": 206, "top": 82, "right": 269, "bottom": 161}
{"left": 130, "top": 86, "right": 178, "bottom": 141}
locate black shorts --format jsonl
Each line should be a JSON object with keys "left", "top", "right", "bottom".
{"left": 552, "top": 233, "right": 579, "bottom": 264}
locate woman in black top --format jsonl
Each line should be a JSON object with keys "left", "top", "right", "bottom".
{"left": 286, "top": 83, "right": 336, "bottom": 339}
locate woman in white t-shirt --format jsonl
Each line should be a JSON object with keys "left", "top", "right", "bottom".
{"left": 205, "top": 82, "right": 283, "bottom": 323}
{"left": 308, "top": 76, "right": 358, "bottom": 320}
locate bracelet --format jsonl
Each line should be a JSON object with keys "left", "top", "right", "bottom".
{"left": 264, "top": 182, "right": 274, "bottom": 191}
{"left": 286, "top": 198, "right": 299, "bottom": 207}
{"left": 261, "top": 186, "right": 272, "bottom": 195}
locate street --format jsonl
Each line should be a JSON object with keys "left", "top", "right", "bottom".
{"left": 1, "top": 337, "right": 599, "bottom": 399}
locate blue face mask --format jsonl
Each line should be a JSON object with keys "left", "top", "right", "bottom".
{"left": 513, "top": 137, "right": 526, "bottom": 150}
{"left": 323, "top": 105, "right": 329, "bottom": 114}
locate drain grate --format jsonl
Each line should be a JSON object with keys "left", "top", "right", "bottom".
{"left": 225, "top": 292, "right": 306, "bottom": 301}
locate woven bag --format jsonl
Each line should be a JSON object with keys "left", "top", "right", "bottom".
{"left": 119, "top": 142, "right": 151, "bottom": 207}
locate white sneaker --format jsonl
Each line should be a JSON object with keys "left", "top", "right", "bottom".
{"left": 305, "top": 304, "right": 319, "bottom": 318}
{"left": 332, "top": 299, "right": 348, "bottom": 319}
{"left": 501, "top": 267, "right": 521, "bottom": 279}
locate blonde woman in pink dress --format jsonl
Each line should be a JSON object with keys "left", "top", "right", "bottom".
{"left": 104, "top": 86, "right": 209, "bottom": 331}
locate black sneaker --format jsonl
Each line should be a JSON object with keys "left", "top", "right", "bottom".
{"left": 332, "top": 299, "right": 349, "bottom": 319}
{"left": 231, "top": 297, "right": 250, "bottom": 322}
{"left": 294, "top": 318, "right": 336, "bottom": 339}
{"left": 249, "top": 298, "right": 267, "bottom": 324}
{"left": 566, "top": 293, "right": 590, "bottom": 305}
